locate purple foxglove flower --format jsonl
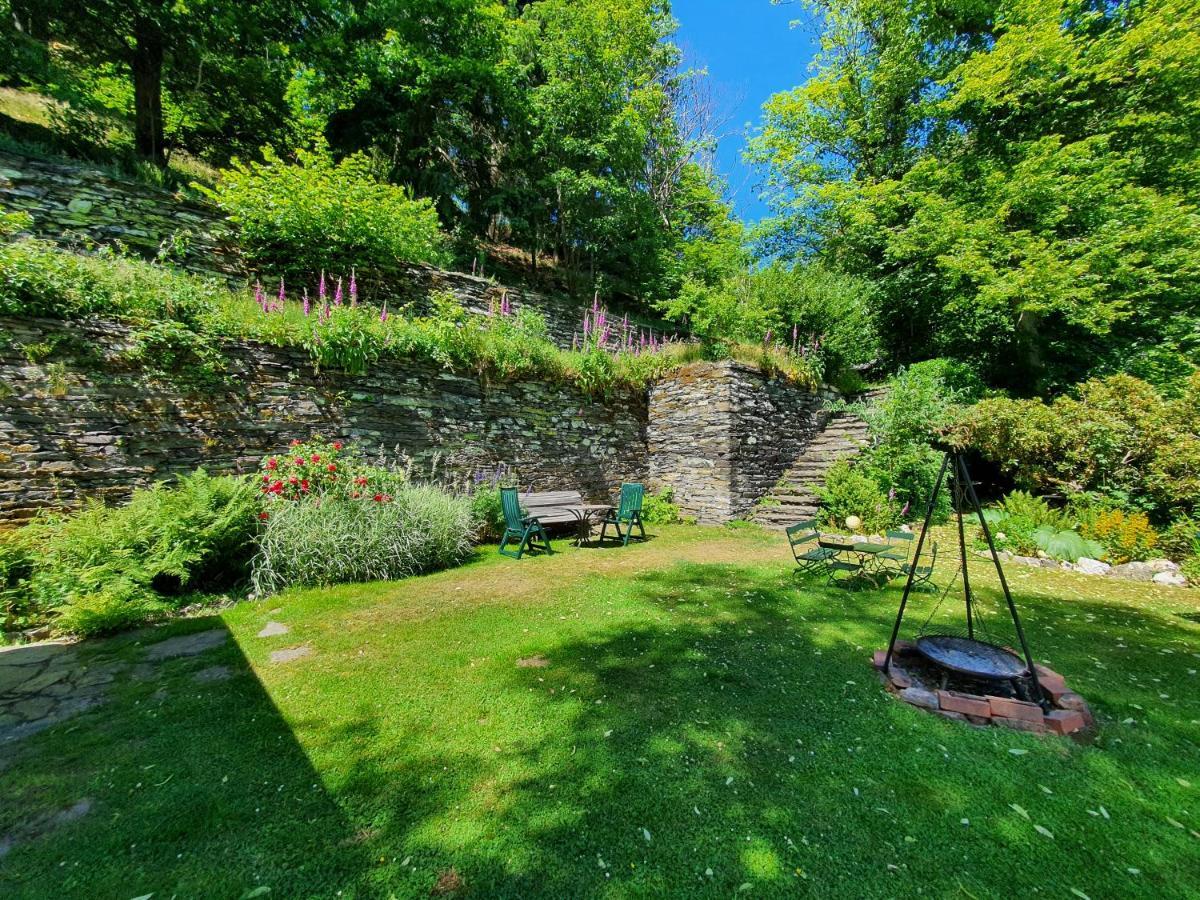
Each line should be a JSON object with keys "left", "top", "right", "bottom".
{"left": 318, "top": 270, "right": 327, "bottom": 303}
{"left": 334, "top": 277, "right": 343, "bottom": 307}
{"left": 278, "top": 277, "right": 286, "bottom": 308}
{"left": 349, "top": 269, "right": 358, "bottom": 307}
{"left": 254, "top": 280, "right": 265, "bottom": 311}
{"left": 380, "top": 302, "right": 389, "bottom": 323}
{"left": 303, "top": 288, "right": 311, "bottom": 317}
{"left": 901, "top": 502, "right": 911, "bottom": 517}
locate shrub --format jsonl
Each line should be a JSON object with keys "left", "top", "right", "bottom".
{"left": 466, "top": 463, "right": 519, "bottom": 542}
{"left": 201, "top": 143, "right": 449, "bottom": 280}
{"left": 816, "top": 461, "right": 900, "bottom": 534}
{"left": 953, "top": 372, "right": 1200, "bottom": 518}
{"left": 982, "top": 491, "right": 1090, "bottom": 559}
{"left": 1, "top": 528, "right": 41, "bottom": 632}
{"left": 250, "top": 486, "right": 474, "bottom": 595}
{"left": 30, "top": 471, "right": 260, "bottom": 614}
{"left": 1181, "top": 556, "right": 1200, "bottom": 586}
{"left": 1083, "top": 508, "right": 1159, "bottom": 564}
{"left": 1159, "top": 517, "right": 1200, "bottom": 563}
{"left": 0, "top": 236, "right": 225, "bottom": 323}
{"left": 53, "top": 584, "right": 168, "bottom": 638}
{"left": 641, "top": 488, "right": 681, "bottom": 525}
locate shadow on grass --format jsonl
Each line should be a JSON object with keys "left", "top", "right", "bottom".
{"left": 0, "top": 617, "right": 372, "bottom": 898}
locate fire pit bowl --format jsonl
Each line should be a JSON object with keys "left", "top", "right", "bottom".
{"left": 916, "top": 634, "right": 1028, "bottom": 681}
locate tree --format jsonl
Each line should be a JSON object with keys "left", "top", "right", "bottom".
{"left": 751, "top": 0, "right": 1200, "bottom": 392}
{"left": 40, "top": 0, "right": 321, "bottom": 166}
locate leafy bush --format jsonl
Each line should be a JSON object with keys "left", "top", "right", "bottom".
{"left": 52, "top": 584, "right": 168, "bottom": 638}
{"left": 1159, "top": 517, "right": 1200, "bottom": 563}
{"left": 1, "top": 528, "right": 40, "bottom": 632}
{"left": 954, "top": 372, "right": 1200, "bottom": 519}
{"left": 816, "top": 461, "right": 900, "bottom": 534}
{"left": 31, "top": 471, "right": 259, "bottom": 609}
{"left": 4, "top": 471, "right": 260, "bottom": 636}
{"left": 200, "top": 143, "right": 449, "bottom": 280}
{"left": 251, "top": 486, "right": 474, "bottom": 595}
{"left": 465, "top": 463, "right": 518, "bottom": 542}
{"left": 0, "top": 236, "right": 225, "bottom": 323}
{"left": 1082, "top": 508, "right": 1159, "bottom": 564}
{"left": 1181, "top": 556, "right": 1200, "bottom": 586}
{"left": 641, "top": 488, "right": 681, "bottom": 525}
{"left": 983, "top": 491, "right": 1087, "bottom": 559}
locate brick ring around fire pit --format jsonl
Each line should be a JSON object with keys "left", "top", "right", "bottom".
{"left": 872, "top": 641, "right": 1093, "bottom": 737}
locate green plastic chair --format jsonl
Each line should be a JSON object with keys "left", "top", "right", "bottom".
{"left": 599, "top": 483, "right": 647, "bottom": 547}
{"left": 786, "top": 520, "right": 837, "bottom": 575}
{"left": 498, "top": 487, "right": 553, "bottom": 559}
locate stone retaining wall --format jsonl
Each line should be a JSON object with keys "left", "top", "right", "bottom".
{"left": 0, "top": 151, "right": 240, "bottom": 283}
{"left": 0, "top": 317, "right": 647, "bottom": 521}
{"left": 0, "top": 319, "right": 830, "bottom": 524}
{"left": 648, "top": 362, "right": 833, "bottom": 524}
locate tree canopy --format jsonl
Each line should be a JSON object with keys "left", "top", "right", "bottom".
{"left": 751, "top": 0, "right": 1200, "bottom": 393}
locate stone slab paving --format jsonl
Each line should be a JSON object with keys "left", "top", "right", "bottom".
{"left": 0, "top": 642, "right": 122, "bottom": 744}
{"left": 143, "top": 629, "right": 228, "bottom": 660}
{"left": 269, "top": 645, "right": 312, "bottom": 664}
{"left": 257, "top": 621, "right": 290, "bottom": 638}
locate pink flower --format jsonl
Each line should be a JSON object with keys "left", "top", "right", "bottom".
{"left": 349, "top": 269, "right": 358, "bottom": 307}
{"left": 334, "top": 277, "right": 343, "bottom": 307}
{"left": 380, "top": 303, "right": 389, "bottom": 323}
{"left": 318, "top": 270, "right": 327, "bottom": 303}
{"left": 310, "top": 454, "right": 321, "bottom": 463}
{"left": 266, "top": 457, "right": 278, "bottom": 470}
{"left": 278, "top": 277, "right": 286, "bottom": 308}
{"left": 303, "top": 288, "right": 311, "bottom": 317}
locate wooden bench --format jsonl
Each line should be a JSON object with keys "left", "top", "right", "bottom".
{"left": 518, "top": 490, "right": 587, "bottom": 525}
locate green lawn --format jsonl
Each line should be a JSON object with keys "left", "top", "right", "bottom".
{"left": 1, "top": 526, "right": 1197, "bottom": 898}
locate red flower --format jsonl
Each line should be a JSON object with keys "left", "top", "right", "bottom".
{"left": 269, "top": 480, "right": 284, "bottom": 494}
{"left": 332, "top": 441, "right": 343, "bottom": 450}
{"left": 290, "top": 439, "right": 302, "bottom": 447}
{"left": 351, "top": 491, "right": 361, "bottom": 499}
{"left": 258, "top": 511, "right": 269, "bottom": 521}
{"left": 262, "top": 474, "right": 270, "bottom": 483}
{"left": 266, "top": 458, "right": 278, "bottom": 470}
{"left": 300, "top": 479, "right": 309, "bottom": 492}
{"left": 373, "top": 493, "right": 384, "bottom": 502}
{"left": 288, "top": 475, "right": 298, "bottom": 485}
{"left": 310, "top": 453, "right": 321, "bottom": 463}
{"left": 294, "top": 456, "right": 305, "bottom": 466}
{"left": 327, "top": 463, "right": 337, "bottom": 473}
{"left": 354, "top": 476, "right": 368, "bottom": 487}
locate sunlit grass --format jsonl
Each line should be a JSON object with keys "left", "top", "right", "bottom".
{"left": 1, "top": 525, "right": 1196, "bottom": 897}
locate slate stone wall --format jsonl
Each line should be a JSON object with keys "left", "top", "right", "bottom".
{"left": 0, "top": 317, "right": 647, "bottom": 522}
{"left": 648, "top": 362, "right": 834, "bottom": 524}
{"left": 0, "top": 151, "right": 240, "bottom": 283}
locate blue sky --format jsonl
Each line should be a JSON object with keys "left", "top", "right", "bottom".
{"left": 672, "top": 0, "right": 821, "bottom": 222}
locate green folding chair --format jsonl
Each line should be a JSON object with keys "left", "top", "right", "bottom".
{"left": 498, "top": 487, "right": 553, "bottom": 559}
{"left": 787, "top": 520, "right": 837, "bottom": 576}
{"left": 878, "top": 530, "right": 915, "bottom": 576}
{"left": 599, "top": 483, "right": 647, "bottom": 547}
{"left": 899, "top": 541, "right": 939, "bottom": 590}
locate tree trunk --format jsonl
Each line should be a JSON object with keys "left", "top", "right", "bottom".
{"left": 131, "top": 15, "right": 166, "bottom": 167}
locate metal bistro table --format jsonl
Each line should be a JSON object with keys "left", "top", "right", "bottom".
{"left": 565, "top": 503, "right": 614, "bottom": 546}
{"left": 817, "top": 538, "right": 894, "bottom": 587}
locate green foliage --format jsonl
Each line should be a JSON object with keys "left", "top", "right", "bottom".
{"left": 202, "top": 143, "right": 449, "bottom": 280}
{"left": 844, "top": 360, "right": 976, "bottom": 521}
{"left": 1180, "top": 555, "right": 1200, "bottom": 586}
{"left": 751, "top": 0, "right": 1200, "bottom": 392}
{"left": 0, "top": 237, "right": 225, "bottom": 322}
{"left": 8, "top": 471, "right": 260, "bottom": 635}
{"left": 955, "top": 372, "right": 1200, "bottom": 519}
{"left": 1158, "top": 517, "right": 1200, "bottom": 564}
{"left": 303, "top": 306, "right": 384, "bottom": 376}
{"left": 52, "top": 583, "right": 168, "bottom": 638}
{"left": 250, "top": 486, "right": 474, "bottom": 596}
{"left": 640, "top": 488, "right": 681, "bottom": 526}
{"left": 1032, "top": 527, "right": 1104, "bottom": 565}
{"left": 816, "top": 460, "right": 900, "bottom": 534}
{"left": 0, "top": 527, "right": 39, "bottom": 631}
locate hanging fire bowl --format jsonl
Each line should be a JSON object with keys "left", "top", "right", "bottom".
{"left": 915, "top": 634, "right": 1028, "bottom": 681}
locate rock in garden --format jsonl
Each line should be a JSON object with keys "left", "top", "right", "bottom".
{"left": 1109, "top": 562, "right": 1157, "bottom": 582}
{"left": 1153, "top": 571, "right": 1187, "bottom": 587}
{"left": 1075, "top": 558, "right": 1111, "bottom": 576}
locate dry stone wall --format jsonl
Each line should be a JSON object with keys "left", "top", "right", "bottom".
{"left": 0, "top": 317, "right": 647, "bottom": 522}
{"left": 648, "top": 362, "right": 834, "bottom": 524}
{"left": 0, "top": 151, "right": 240, "bottom": 282}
